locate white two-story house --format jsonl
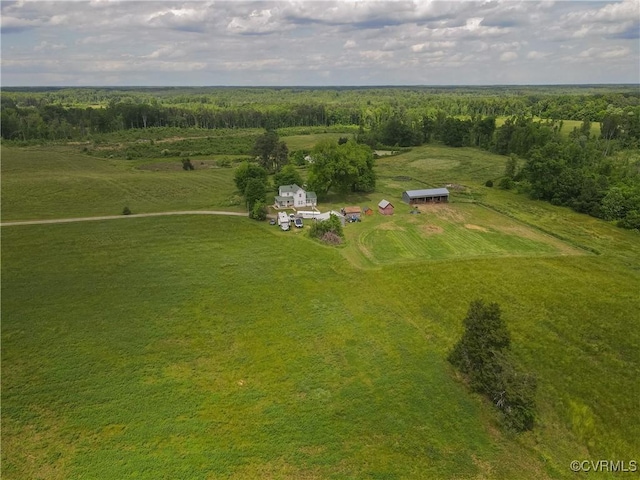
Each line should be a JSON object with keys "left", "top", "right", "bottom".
{"left": 274, "top": 184, "right": 318, "bottom": 209}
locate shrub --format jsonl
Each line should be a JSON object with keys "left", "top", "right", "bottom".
{"left": 321, "top": 231, "right": 342, "bottom": 245}
{"left": 498, "top": 177, "right": 515, "bottom": 190}
{"left": 250, "top": 201, "right": 267, "bottom": 221}
{"left": 122, "top": 206, "right": 131, "bottom": 215}
{"left": 485, "top": 179, "right": 494, "bottom": 187}
{"left": 182, "top": 158, "right": 195, "bottom": 171}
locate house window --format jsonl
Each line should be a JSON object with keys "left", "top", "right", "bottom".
{"left": 299, "top": 193, "right": 302, "bottom": 198}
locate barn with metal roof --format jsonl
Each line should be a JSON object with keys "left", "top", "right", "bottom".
{"left": 402, "top": 188, "right": 450, "bottom": 204}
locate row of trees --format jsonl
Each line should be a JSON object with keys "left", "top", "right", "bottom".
{"left": 2, "top": 86, "right": 638, "bottom": 142}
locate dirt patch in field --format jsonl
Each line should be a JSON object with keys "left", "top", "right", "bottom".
{"left": 154, "top": 135, "right": 214, "bottom": 143}
{"left": 421, "top": 224, "right": 444, "bottom": 235}
{"left": 465, "top": 224, "right": 488, "bottom": 232}
{"left": 377, "top": 222, "right": 405, "bottom": 231}
{"left": 375, "top": 150, "right": 399, "bottom": 156}
{"left": 418, "top": 204, "right": 466, "bottom": 222}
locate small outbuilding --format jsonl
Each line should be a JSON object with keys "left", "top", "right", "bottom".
{"left": 378, "top": 199, "right": 394, "bottom": 215}
{"left": 343, "top": 206, "right": 362, "bottom": 220}
{"left": 363, "top": 206, "right": 373, "bottom": 216}
{"left": 402, "top": 188, "right": 450, "bottom": 205}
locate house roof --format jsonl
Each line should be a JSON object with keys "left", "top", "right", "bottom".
{"left": 344, "top": 206, "right": 361, "bottom": 214}
{"left": 363, "top": 206, "right": 372, "bottom": 211}
{"left": 274, "top": 195, "right": 291, "bottom": 202}
{"left": 279, "top": 184, "right": 303, "bottom": 194}
{"left": 404, "top": 188, "right": 450, "bottom": 198}
{"left": 306, "top": 191, "right": 317, "bottom": 200}
{"left": 378, "top": 199, "right": 393, "bottom": 209}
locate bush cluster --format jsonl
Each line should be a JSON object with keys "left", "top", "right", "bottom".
{"left": 309, "top": 214, "right": 344, "bottom": 245}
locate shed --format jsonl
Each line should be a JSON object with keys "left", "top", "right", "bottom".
{"left": 343, "top": 206, "right": 362, "bottom": 220}
{"left": 363, "top": 206, "right": 373, "bottom": 216}
{"left": 378, "top": 199, "right": 394, "bottom": 215}
{"left": 402, "top": 188, "right": 449, "bottom": 204}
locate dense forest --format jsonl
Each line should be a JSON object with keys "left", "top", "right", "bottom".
{"left": 2, "top": 85, "right": 639, "bottom": 140}
{"left": 1, "top": 85, "right": 639, "bottom": 228}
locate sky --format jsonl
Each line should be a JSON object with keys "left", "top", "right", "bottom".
{"left": 1, "top": 0, "right": 639, "bottom": 86}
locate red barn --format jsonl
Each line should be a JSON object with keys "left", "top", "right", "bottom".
{"left": 378, "top": 199, "right": 394, "bottom": 215}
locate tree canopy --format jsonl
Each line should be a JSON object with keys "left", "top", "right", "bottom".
{"left": 307, "top": 139, "right": 376, "bottom": 196}
{"left": 234, "top": 162, "right": 268, "bottom": 193}
{"left": 273, "top": 164, "right": 303, "bottom": 189}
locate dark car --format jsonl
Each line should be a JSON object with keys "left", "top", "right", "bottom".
{"left": 269, "top": 218, "right": 276, "bottom": 225}
{"left": 294, "top": 218, "right": 304, "bottom": 228}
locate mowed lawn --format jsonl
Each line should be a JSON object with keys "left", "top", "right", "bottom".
{"left": 342, "top": 203, "right": 582, "bottom": 268}
{"left": 2, "top": 140, "right": 640, "bottom": 479}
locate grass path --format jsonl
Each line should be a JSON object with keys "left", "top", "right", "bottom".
{"left": 0, "top": 210, "right": 247, "bottom": 227}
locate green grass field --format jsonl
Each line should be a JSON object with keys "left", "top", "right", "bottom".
{"left": 2, "top": 138, "right": 639, "bottom": 479}
{"left": 0, "top": 146, "right": 244, "bottom": 220}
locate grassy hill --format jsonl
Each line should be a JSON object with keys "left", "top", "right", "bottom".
{"left": 2, "top": 140, "right": 639, "bottom": 479}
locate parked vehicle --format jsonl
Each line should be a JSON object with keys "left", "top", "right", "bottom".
{"left": 294, "top": 218, "right": 303, "bottom": 228}
{"left": 269, "top": 218, "right": 276, "bottom": 225}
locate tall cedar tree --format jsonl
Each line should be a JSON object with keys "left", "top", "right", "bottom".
{"left": 448, "top": 300, "right": 537, "bottom": 431}
{"left": 252, "top": 130, "right": 288, "bottom": 173}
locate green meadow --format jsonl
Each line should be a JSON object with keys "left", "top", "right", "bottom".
{"left": 2, "top": 140, "right": 639, "bottom": 479}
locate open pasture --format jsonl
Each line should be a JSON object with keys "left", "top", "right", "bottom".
{"left": 0, "top": 146, "right": 243, "bottom": 220}
{"left": 2, "top": 135, "right": 639, "bottom": 479}
{"left": 2, "top": 213, "right": 639, "bottom": 479}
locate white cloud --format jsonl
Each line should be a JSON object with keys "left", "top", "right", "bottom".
{"left": 500, "top": 52, "right": 518, "bottom": 62}
{"left": 527, "top": 51, "right": 550, "bottom": 60}
{"left": 34, "top": 41, "right": 66, "bottom": 52}
{"left": 0, "top": 0, "right": 638, "bottom": 86}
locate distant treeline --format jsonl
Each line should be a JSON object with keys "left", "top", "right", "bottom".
{"left": 1, "top": 85, "right": 639, "bottom": 141}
